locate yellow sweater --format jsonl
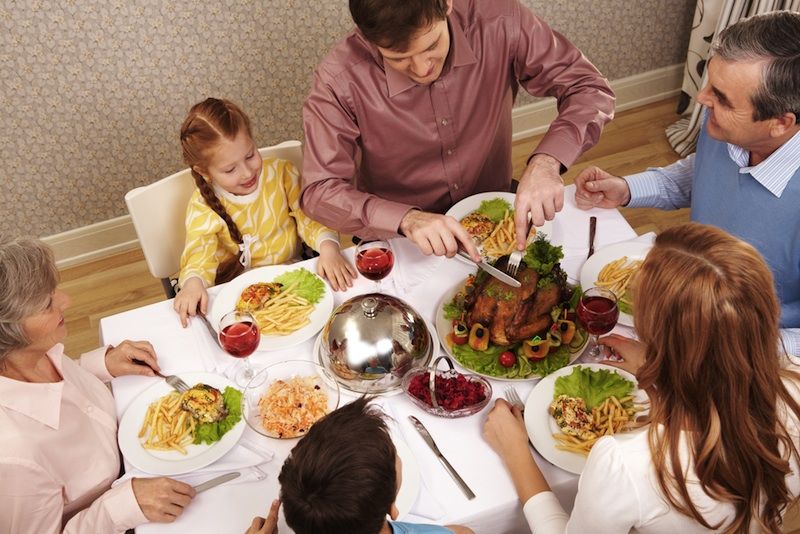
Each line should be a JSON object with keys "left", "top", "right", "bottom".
{"left": 179, "top": 157, "right": 337, "bottom": 287}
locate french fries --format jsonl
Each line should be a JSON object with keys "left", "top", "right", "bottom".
{"left": 552, "top": 395, "right": 644, "bottom": 455}
{"left": 595, "top": 256, "right": 642, "bottom": 310}
{"left": 139, "top": 391, "right": 196, "bottom": 454}
{"left": 481, "top": 211, "right": 536, "bottom": 259}
{"left": 247, "top": 281, "right": 314, "bottom": 336}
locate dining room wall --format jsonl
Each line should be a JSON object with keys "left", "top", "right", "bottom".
{"left": 0, "top": 0, "right": 695, "bottom": 239}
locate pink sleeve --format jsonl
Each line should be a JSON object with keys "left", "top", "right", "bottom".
{"left": 0, "top": 459, "right": 147, "bottom": 534}
{"left": 78, "top": 346, "right": 114, "bottom": 383}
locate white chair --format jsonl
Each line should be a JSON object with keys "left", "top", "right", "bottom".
{"left": 125, "top": 140, "right": 303, "bottom": 298}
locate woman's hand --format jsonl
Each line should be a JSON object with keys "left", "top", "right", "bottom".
{"left": 173, "top": 277, "right": 208, "bottom": 328}
{"left": 483, "top": 399, "right": 529, "bottom": 461}
{"left": 316, "top": 241, "right": 356, "bottom": 292}
{"left": 132, "top": 477, "right": 196, "bottom": 523}
{"left": 601, "top": 334, "right": 647, "bottom": 375}
{"left": 105, "top": 340, "right": 160, "bottom": 378}
{"left": 245, "top": 500, "right": 281, "bottom": 534}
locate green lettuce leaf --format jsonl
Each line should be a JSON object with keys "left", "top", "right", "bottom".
{"left": 193, "top": 386, "right": 243, "bottom": 445}
{"left": 523, "top": 236, "right": 564, "bottom": 277}
{"left": 274, "top": 267, "right": 325, "bottom": 304}
{"left": 475, "top": 198, "right": 513, "bottom": 223}
{"left": 553, "top": 366, "right": 633, "bottom": 409}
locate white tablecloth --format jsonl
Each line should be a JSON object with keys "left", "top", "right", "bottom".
{"left": 101, "top": 186, "right": 639, "bottom": 533}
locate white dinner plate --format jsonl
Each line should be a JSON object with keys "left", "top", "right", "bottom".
{"left": 118, "top": 372, "right": 246, "bottom": 476}
{"left": 434, "top": 278, "right": 587, "bottom": 381}
{"left": 578, "top": 240, "right": 652, "bottom": 327}
{"left": 394, "top": 435, "right": 421, "bottom": 519}
{"left": 209, "top": 265, "right": 335, "bottom": 352}
{"left": 523, "top": 363, "right": 648, "bottom": 474}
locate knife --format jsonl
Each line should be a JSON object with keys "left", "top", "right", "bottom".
{"left": 588, "top": 216, "right": 597, "bottom": 258}
{"left": 193, "top": 471, "right": 240, "bottom": 493}
{"left": 196, "top": 311, "right": 223, "bottom": 349}
{"left": 456, "top": 251, "right": 522, "bottom": 288}
{"left": 408, "top": 415, "right": 476, "bottom": 499}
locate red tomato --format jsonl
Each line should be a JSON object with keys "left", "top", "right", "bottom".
{"left": 498, "top": 351, "right": 516, "bottom": 368}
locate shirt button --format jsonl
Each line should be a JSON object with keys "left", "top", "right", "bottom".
{"left": 86, "top": 406, "right": 94, "bottom": 413}
{"left": 441, "top": 118, "right": 448, "bottom": 126}
{"left": 453, "top": 183, "right": 460, "bottom": 190}
{"left": 447, "top": 148, "right": 454, "bottom": 155}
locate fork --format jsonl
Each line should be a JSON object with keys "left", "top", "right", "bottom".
{"left": 504, "top": 386, "right": 535, "bottom": 449}
{"left": 505, "top": 226, "right": 537, "bottom": 277}
{"left": 134, "top": 360, "right": 191, "bottom": 392}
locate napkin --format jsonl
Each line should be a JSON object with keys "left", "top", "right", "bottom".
{"left": 389, "top": 238, "right": 445, "bottom": 296}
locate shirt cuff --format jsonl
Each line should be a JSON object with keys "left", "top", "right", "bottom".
{"left": 530, "top": 130, "right": 583, "bottom": 171}
{"left": 79, "top": 346, "right": 114, "bottom": 383}
{"left": 104, "top": 479, "right": 148, "bottom": 530}
{"left": 178, "top": 273, "right": 209, "bottom": 289}
{"left": 523, "top": 491, "right": 569, "bottom": 534}
{"left": 781, "top": 329, "right": 800, "bottom": 359}
{"left": 368, "top": 200, "right": 417, "bottom": 237}
{"left": 315, "top": 231, "right": 340, "bottom": 251}
{"left": 624, "top": 170, "right": 665, "bottom": 208}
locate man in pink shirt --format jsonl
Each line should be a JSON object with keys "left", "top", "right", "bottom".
{"left": 301, "top": 0, "right": 614, "bottom": 259}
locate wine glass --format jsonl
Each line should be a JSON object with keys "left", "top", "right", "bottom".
{"left": 355, "top": 240, "right": 394, "bottom": 292}
{"left": 218, "top": 310, "right": 261, "bottom": 387}
{"left": 576, "top": 287, "right": 620, "bottom": 362}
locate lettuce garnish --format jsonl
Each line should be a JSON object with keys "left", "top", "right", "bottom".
{"left": 274, "top": 267, "right": 325, "bottom": 304}
{"left": 553, "top": 366, "right": 633, "bottom": 409}
{"left": 193, "top": 386, "right": 243, "bottom": 445}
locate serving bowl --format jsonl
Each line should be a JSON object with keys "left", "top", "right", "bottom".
{"left": 317, "top": 293, "right": 434, "bottom": 394}
{"left": 242, "top": 360, "right": 340, "bottom": 439}
{"left": 402, "top": 356, "right": 492, "bottom": 418}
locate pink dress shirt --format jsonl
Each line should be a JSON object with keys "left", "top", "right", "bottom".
{"left": 301, "top": 0, "right": 615, "bottom": 239}
{"left": 0, "top": 344, "right": 147, "bottom": 534}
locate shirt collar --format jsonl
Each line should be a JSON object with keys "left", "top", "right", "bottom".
{"left": 379, "top": 14, "right": 477, "bottom": 98}
{"left": 212, "top": 163, "right": 265, "bottom": 204}
{"left": 0, "top": 344, "right": 65, "bottom": 429}
{"left": 726, "top": 129, "right": 800, "bottom": 198}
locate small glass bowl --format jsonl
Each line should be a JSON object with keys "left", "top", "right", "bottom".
{"left": 243, "top": 360, "right": 340, "bottom": 439}
{"left": 402, "top": 356, "right": 492, "bottom": 418}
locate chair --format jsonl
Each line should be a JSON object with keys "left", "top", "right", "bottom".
{"left": 125, "top": 140, "right": 304, "bottom": 298}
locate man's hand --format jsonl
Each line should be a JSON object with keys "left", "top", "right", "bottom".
{"left": 514, "top": 154, "right": 564, "bottom": 249}
{"left": 105, "top": 340, "right": 160, "bottom": 378}
{"left": 245, "top": 500, "right": 281, "bottom": 534}
{"left": 399, "top": 210, "right": 481, "bottom": 261}
{"left": 573, "top": 166, "right": 631, "bottom": 210}
{"left": 132, "top": 477, "right": 196, "bottom": 523}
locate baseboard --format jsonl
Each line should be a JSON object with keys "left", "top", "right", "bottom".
{"left": 511, "top": 63, "right": 683, "bottom": 141}
{"left": 46, "top": 64, "right": 683, "bottom": 268}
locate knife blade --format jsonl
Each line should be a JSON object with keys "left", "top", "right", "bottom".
{"left": 193, "top": 471, "right": 240, "bottom": 493}
{"left": 588, "top": 216, "right": 597, "bottom": 258}
{"left": 456, "top": 251, "right": 522, "bottom": 288}
{"left": 408, "top": 415, "right": 476, "bottom": 499}
{"left": 196, "top": 311, "right": 223, "bottom": 349}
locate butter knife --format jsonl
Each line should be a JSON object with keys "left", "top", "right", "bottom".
{"left": 193, "top": 471, "right": 240, "bottom": 493}
{"left": 588, "top": 216, "right": 597, "bottom": 258}
{"left": 196, "top": 311, "right": 223, "bottom": 349}
{"left": 408, "top": 416, "right": 476, "bottom": 499}
{"left": 456, "top": 251, "right": 522, "bottom": 288}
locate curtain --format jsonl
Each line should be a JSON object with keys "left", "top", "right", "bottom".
{"left": 666, "top": 0, "right": 800, "bottom": 156}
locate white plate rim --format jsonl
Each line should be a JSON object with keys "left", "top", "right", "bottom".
{"left": 523, "top": 363, "right": 646, "bottom": 475}
{"left": 434, "top": 277, "right": 587, "bottom": 381}
{"left": 117, "top": 372, "right": 245, "bottom": 476}
{"left": 209, "top": 264, "right": 335, "bottom": 352}
{"left": 394, "top": 434, "right": 421, "bottom": 519}
{"left": 578, "top": 240, "right": 653, "bottom": 327}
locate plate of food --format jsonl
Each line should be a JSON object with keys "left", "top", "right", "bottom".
{"left": 524, "top": 363, "right": 648, "bottom": 474}
{"left": 435, "top": 234, "right": 588, "bottom": 380}
{"left": 579, "top": 240, "right": 652, "bottom": 327}
{"left": 117, "top": 372, "right": 245, "bottom": 475}
{"left": 445, "top": 192, "right": 553, "bottom": 262}
{"left": 209, "top": 265, "right": 335, "bottom": 351}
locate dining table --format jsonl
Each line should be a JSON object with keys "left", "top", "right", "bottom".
{"left": 102, "top": 185, "right": 642, "bottom": 534}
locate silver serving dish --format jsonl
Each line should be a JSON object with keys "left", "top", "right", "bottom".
{"left": 317, "top": 293, "right": 434, "bottom": 394}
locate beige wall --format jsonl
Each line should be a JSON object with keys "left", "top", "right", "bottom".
{"left": 0, "top": 0, "right": 695, "bottom": 237}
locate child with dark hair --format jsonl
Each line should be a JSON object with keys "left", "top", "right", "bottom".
{"left": 262, "top": 397, "right": 473, "bottom": 534}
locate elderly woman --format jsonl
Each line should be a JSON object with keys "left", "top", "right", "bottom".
{"left": 0, "top": 236, "right": 195, "bottom": 533}
{"left": 484, "top": 222, "right": 800, "bottom": 533}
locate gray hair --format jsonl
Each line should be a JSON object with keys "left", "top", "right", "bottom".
{"left": 712, "top": 10, "right": 800, "bottom": 123}
{"left": 0, "top": 236, "right": 59, "bottom": 360}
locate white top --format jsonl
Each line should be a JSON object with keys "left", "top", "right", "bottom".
{"left": 524, "top": 377, "right": 800, "bottom": 533}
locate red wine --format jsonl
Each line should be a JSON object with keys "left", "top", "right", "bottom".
{"left": 577, "top": 296, "right": 619, "bottom": 336}
{"left": 356, "top": 248, "right": 394, "bottom": 281}
{"left": 220, "top": 321, "right": 260, "bottom": 357}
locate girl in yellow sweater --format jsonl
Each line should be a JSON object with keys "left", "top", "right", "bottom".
{"left": 174, "top": 98, "right": 355, "bottom": 326}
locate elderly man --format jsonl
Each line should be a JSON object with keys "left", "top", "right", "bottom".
{"left": 573, "top": 11, "right": 800, "bottom": 355}
{"left": 300, "top": 0, "right": 614, "bottom": 261}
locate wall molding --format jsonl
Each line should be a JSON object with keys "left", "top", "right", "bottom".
{"left": 46, "top": 63, "right": 684, "bottom": 268}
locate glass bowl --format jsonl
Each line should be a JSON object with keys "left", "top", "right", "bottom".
{"left": 402, "top": 356, "right": 492, "bottom": 418}
{"left": 242, "top": 360, "right": 340, "bottom": 439}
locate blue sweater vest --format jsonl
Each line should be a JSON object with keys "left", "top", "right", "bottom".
{"left": 691, "top": 128, "right": 800, "bottom": 328}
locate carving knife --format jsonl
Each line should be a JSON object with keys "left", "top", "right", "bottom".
{"left": 456, "top": 251, "right": 521, "bottom": 288}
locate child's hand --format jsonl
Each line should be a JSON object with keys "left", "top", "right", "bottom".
{"left": 317, "top": 241, "right": 357, "bottom": 292}
{"left": 245, "top": 500, "right": 280, "bottom": 534}
{"left": 173, "top": 277, "right": 208, "bottom": 328}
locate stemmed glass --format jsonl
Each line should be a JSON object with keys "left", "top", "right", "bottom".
{"left": 355, "top": 240, "right": 394, "bottom": 292}
{"left": 576, "top": 287, "right": 620, "bottom": 362}
{"left": 218, "top": 310, "right": 261, "bottom": 387}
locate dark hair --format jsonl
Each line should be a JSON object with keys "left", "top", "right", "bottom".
{"left": 179, "top": 97, "right": 253, "bottom": 284}
{"left": 349, "top": 0, "right": 449, "bottom": 51}
{"left": 713, "top": 11, "right": 800, "bottom": 123}
{"left": 279, "top": 397, "right": 397, "bottom": 534}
